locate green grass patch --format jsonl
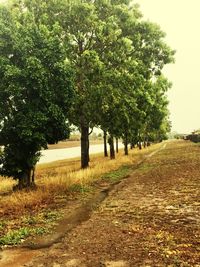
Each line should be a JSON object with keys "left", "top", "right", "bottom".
{"left": 22, "top": 216, "right": 37, "bottom": 225}
{"left": 21, "top": 210, "right": 62, "bottom": 226}
{"left": 0, "top": 210, "right": 63, "bottom": 247}
{"left": 69, "top": 183, "right": 92, "bottom": 193}
{"left": 0, "top": 220, "right": 6, "bottom": 232}
{"left": 32, "top": 227, "right": 47, "bottom": 235}
{"left": 43, "top": 210, "right": 61, "bottom": 222}
{"left": 137, "top": 163, "right": 154, "bottom": 172}
{"left": 102, "top": 165, "right": 131, "bottom": 183}
{"left": 0, "top": 227, "right": 31, "bottom": 246}
{"left": 0, "top": 226, "right": 49, "bottom": 246}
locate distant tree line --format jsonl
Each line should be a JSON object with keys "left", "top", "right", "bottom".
{"left": 0, "top": 0, "right": 175, "bottom": 189}
{"left": 186, "top": 130, "right": 200, "bottom": 143}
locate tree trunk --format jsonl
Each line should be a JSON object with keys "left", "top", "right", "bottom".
{"left": 116, "top": 138, "right": 119, "bottom": 153}
{"left": 81, "top": 125, "right": 89, "bottom": 168}
{"left": 103, "top": 130, "right": 108, "bottom": 157}
{"left": 143, "top": 140, "right": 147, "bottom": 148}
{"left": 130, "top": 143, "right": 135, "bottom": 149}
{"left": 124, "top": 133, "right": 128, "bottom": 155}
{"left": 108, "top": 135, "right": 115, "bottom": 159}
{"left": 16, "top": 167, "right": 33, "bottom": 190}
{"left": 31, "top": 166, "right": 35, "bottom": 184}
{"left": 138, "top": 141, "right": 142, "bottom": 150}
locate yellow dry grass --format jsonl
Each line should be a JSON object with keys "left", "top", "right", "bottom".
{"left": 0, "top": 177, "right": 17, "bottom": 194}
{"left": 0, "top": 143, "right": 162, "bottom": 216}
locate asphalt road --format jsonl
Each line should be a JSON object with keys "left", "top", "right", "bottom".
{"left": 39, "top": 142, "right": 124, "bottom": 164}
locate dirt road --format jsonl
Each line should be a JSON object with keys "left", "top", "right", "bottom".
{"left": 1, "top": 140, "right": 200, "bottom": 266}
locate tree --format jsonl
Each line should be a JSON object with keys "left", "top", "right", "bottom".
{"left": 137, "top": 76, "right": 171, "bottom": 143}
{"left": 0, "top": 3, "right": 74, "bottom": 189}
{"left": 55, "top": 0, "right": 105, "bottom": 168}
{"left": 55, "top": 0, "right": 135, "bottom": 166}
{"left": 95, "top": 1, "right": 174, "bottom": 151}
{"left": 58, "top": 0, "right": 174, "bottom": 164}
{"left": 0, "top": 0, "right": 175, "bottom": 184}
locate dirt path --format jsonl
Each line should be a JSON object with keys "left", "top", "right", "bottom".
{"left": 1, "top": 141, "right": 200, "bottom": 266}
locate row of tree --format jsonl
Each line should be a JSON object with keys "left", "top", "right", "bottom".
{"left": 186, "top": 129, "right": 200, "bottom": 143}
{"left": 0, "top": 0, "right": 175, "bottom": 189}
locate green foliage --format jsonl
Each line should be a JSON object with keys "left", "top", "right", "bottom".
{"left": 91, "top": 1, "right": 174, "bottom": 147}
{"left": 32, "top": 227, "right": 47, "bottom": 235}
{"left": 0, "top": 0, "right": 175, "bottom": 179}
{"left": 0, "top": 220, "right": 6, "bottom": 231}
{"left": 0, "top": 2, "right": 74, "bottom": 185}
{"left": 187, "top": 134, "right": 200, "bottom": 143}
{"left": 0, "top": 226, "right": 48, "bottom": 246}
{"left": 0, "top": 209, "right": 63, "bottom": 247}
{"left": 0, "top": 227, "right": 31, "bottom": 245}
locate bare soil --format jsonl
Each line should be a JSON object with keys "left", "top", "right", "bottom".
{"left": 1, "top": 140, "right": 200, "bottom": 267}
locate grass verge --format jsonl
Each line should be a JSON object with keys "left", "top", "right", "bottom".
{"left": 0, "top": 143, "right": 162, "bottom": 246}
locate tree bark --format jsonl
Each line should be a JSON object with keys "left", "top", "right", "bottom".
{"left": 81, "top": 125, "right": 89, "bottom": 168}
{"left": 108, "top": 135, "right": 115, "bottom": 159}
{"left": 138, "top": 141, "right": 142, "bottom": 150}
{"left": 116, "top": 138, "right": 119, "bottom": 153}
{"left": 143, "top": 140, "right": 147, "bottom": 148}
{"left": 103, "top": 130, "right": 108, "bottom": 157}
{"left": 31, "top": 166, "right": 35, "bottom": 184}
{"left": 124, "top": 132, "right": 128, "bottom": 155}
{"left": 16, "top": 167, "right": 35, "bottom": 190}
{"left": 130, "top": 143, "right": 135, "bottom": 149}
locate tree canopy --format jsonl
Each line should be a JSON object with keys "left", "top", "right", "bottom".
{"left": 0, "top": 0, "right": 175, "bottom": 188}
{"left": 0, "top": 3, "right": 74, "bottom": 188}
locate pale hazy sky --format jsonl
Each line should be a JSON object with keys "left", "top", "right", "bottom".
{"left": 137, "top": 0, "right": 200, "bottom": 133}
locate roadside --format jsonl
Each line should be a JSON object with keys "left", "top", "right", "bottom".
{"left": 0, "top": 142, "right": 161, "bottom": 249}
{"left": 0, "top": 142, "right": 163, "bottom": 267}
{"left": 27, "top": 140, "right": 199, "bottom": 267}
{"left": 0, "top": 140, "right": 199, "bottom": 266}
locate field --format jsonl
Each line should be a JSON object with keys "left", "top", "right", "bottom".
{"left": 0, "top": 143, "right": 159, "bottom": 247}
{"left": 0, "top": 140, "right": 199, "bottom": 267}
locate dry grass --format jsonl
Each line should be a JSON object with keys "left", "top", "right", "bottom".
{"left": 0, "top": 143, "right": 162, "bottom": 216}
{"left": 0, "top": 177, "right": 17, "bottom": 195}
